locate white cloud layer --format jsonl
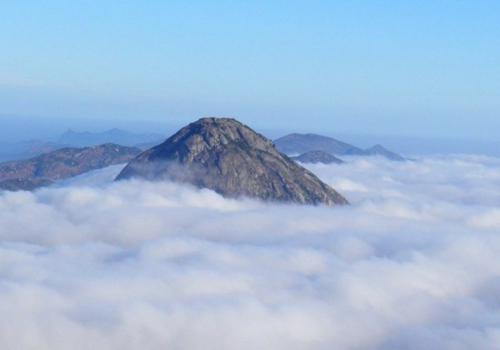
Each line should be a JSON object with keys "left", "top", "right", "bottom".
{"left": 2, "top": 155, "right": 500, "bottom": 349}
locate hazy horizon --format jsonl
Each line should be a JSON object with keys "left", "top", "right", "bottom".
{"left": 1, "top": 113, "right": 499, "bottom": 157}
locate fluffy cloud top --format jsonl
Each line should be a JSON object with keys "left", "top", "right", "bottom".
{"left": 1, "top": 155, "right": 500, "bottom": 349}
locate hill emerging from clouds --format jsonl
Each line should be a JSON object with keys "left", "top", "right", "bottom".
{"left": 0, "top": 144, "right": 140, "bottom": 191}
{"left": 274, "top": 133, "right": 405, "bottom": 161}
{"left": 117, "top": 118, "right": 348, "bottom": 206}
{"left": 291, "top": 150, "right": 344, "bottom": 165}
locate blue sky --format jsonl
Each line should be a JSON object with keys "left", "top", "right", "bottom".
{"left": 0, "top": 0, "right": 499, "bottom": 141}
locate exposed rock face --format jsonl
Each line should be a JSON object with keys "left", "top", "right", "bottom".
{"left": 291, "top": 150, "right": 344, "bottom": 164}
{"left": 117, "top": 118, "right": 348, "bottom": 206}
{"left": 274, "top": 133, "right": 405, "bottom": 161}
{"left": 0, "top": 144, "right": 141, "bottom": 191}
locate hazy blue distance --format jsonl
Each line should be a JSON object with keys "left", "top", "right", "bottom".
{"left": 0, "top": 0, "right": 499, "bottom": 148}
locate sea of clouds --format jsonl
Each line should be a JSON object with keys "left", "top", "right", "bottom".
{"left": 2, "top": 155, "right": 500, "bottom": 349}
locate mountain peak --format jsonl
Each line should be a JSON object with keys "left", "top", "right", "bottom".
{"left": 116, "top": 117, "right": 348, "bottom": 206}
{"left": 163, "top": 117, "right": 275, "bottom": 159}
{"left": 365, "top": 144, "right": 405, "bottom": 161}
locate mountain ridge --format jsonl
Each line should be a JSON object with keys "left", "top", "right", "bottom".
{"left": 274, "top": 133, "right": 405, "bottom": 160}
{"left": 0, "top": 143, "right": 141, "bottom": 191}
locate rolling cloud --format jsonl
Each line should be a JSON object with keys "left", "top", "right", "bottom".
{"left": 1, "top": 155, "right": 500, "bottom": 349}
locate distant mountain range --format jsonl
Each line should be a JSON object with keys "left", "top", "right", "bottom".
{"left": 0, "top": 144, "right": 140, "bottom": 191}
{"left": 0, "top": 128, "right": 404, "bottom": 164}
{"left": 0, "top": 140, "right": 62, "bottom": 162}
{"left": 57, "top": 128, "right": 164, "bottom": 148}
{"left": 0, "top": 129, "right": 165, "bottom": 162}
{"left": 274, "top": 133, "right": 405, "bottom": 161}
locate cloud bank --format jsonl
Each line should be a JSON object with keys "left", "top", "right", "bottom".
{"left": 1, "top": 155, "right": 500, "bottom": 349}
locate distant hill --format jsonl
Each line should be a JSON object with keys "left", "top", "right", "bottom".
{"left": 274, "top": 133, "right": 364, "bottom": 155}
{"left": 274, "top": 133, "right": 405, "bottom": 161}
{"left": 58, "top": 128, "right": 164, "bottom": 147}
{"left": 117, "top": 118, "right": 348, "bottom": 206}
{"left": 0, "top": 144, "right": 141, "bottom": 191}
{"left": 291, "top": 150, "right": 344, "bottom": 164}
{"left": 363, "top": 144, "right": 405, "bottom": 161}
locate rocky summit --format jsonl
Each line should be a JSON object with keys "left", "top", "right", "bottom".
{"left": 116, "top": 118, "right": 348, "bottom": 206}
